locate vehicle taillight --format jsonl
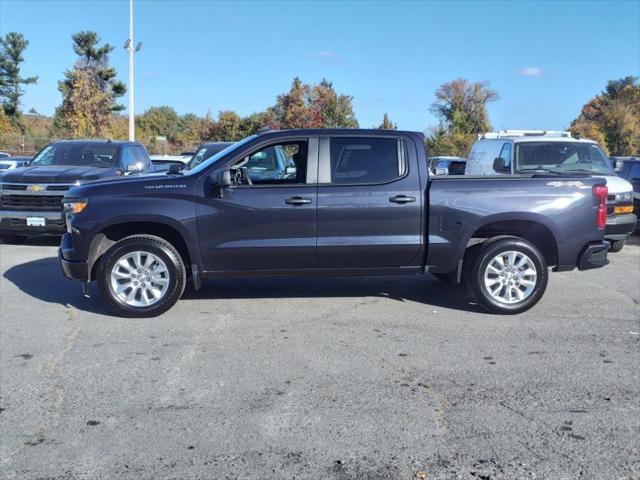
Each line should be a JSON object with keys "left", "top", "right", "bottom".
{"left": 593, "top": 184, "right": 608, "bottom": 230}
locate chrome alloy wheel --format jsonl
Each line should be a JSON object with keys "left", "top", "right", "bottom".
{"left": 483, "top": 250, "right": 537, "bottom": 304}
{"left": 110, "top": 251, "right": 170, "bottom": 307}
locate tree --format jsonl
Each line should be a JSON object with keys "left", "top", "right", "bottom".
{"left": 308, "top": 78, "right": 358, "bottom": 128}
{"left": 54, "top": 31, "right": 126, "bottom": 137}
{"left": 425, "top": 78, "right": 498, "bottom": 157}
{"left": 377, "top": 113, "right": 397, "bottom": 130}
{"left": 55, "top": 68, "right": 112, "bottom": 138}
{"left": 136, "top": 106, "right": 180, "bottom": 140}
{"left": 570, "top": 76, "right": 640, "bottom": 156}
{"left": 0, "top": 32, "right": 38, "bottom": 119}
{"left": 270, "top": 77, "right": 322, "bottom": 129}
{"left": 430, "top": 78, "right": 498, "bottom": 135}
{"left": 269, "top": 77, "right": 358, "bottom": 129}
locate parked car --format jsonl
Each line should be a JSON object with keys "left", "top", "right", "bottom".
{"left": 0, "top": 152, "right": 10, "bottom": 158}
{"left": 186, "top": 142, "right": 234, "bottom": 170}
{"left": 150, "top": 154, "right": 191, "bottom": 172}
{"left": 0, "top": 155, "right": 32, "bottom": 171}
{"left": 465, "top": 130, "right": 636, "bottom": 252}
{"left": 430, "top": 156, "right": 466, "bottom": 175}
{"left": 59, "top": 129, "right": 610, "bottom": 317}
{"left": 613, "top": 156, "right": 640, "bottom": 221}
{"left": 0, "top": 140, "right": 155, "bottom": 243}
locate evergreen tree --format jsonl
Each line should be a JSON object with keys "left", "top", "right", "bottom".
{"left": 0, "top": 32, "right": 38, "bottom": 119}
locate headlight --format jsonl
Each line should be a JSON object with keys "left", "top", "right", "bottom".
{"left": 618, "top": 192, "right": 632, "bottom": 202}
{"left": 63, "top": 199, "right": 88, "bottom": 214}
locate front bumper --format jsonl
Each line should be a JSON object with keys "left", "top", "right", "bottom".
{"left": 0, "top": 209, "right": 65, "bottom": 236}
{"left": 577, "top": 241, "right": 610, "bottom": 271}
{"left": 59, "top": 233, "right": 89, "bottom": 282}
{"left": 604, "top": 213, "right": 637, "bottom": 241}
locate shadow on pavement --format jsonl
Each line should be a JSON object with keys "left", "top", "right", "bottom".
{"left": 3, "top": 256, "right": 109, "bottom": 315}
{"left": 4, "top": 256, "right": 484, "bottom": 316}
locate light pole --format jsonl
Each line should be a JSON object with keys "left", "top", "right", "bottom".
{"left": 124, "top": 0, "right": 142, "bottom": 141}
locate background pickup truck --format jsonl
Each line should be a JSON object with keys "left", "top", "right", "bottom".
{"left": 0, "top": 140, "right": 155, "bottom": 243}
{"left": 59, "top": 129, "right": 610, "bottom": 317}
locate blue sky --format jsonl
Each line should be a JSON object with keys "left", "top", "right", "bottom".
{"left": 1, "top": 0, "right": 638, "bottom": 131}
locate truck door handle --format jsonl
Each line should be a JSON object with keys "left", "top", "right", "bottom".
{"left": 389, "top": 195, "right": 416, "bottom": 204}
{"left": 284, "top": 196, "right": 312, "bottom": 205}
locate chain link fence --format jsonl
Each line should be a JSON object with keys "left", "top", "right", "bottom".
{"left": 0, "top": 133, "right": 54, "bottom": 155}
{"left": 0, "top": 133, "right": 201, "bottom": 156}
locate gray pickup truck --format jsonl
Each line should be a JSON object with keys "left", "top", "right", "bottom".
{"left": 0, "top": 140, "right": 154, "bottom": 242}
{"left": 59, "top": 129, "right": 610, "bottom": 317}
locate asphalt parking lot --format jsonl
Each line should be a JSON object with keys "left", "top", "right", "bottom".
{"left": 0, "top": 238, "right": 638, "bottom": 480}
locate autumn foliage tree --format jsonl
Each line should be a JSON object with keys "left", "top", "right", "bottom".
{"left": 269, "top": 77, "right": 358, "bottom": 129}
{"left": 570, "top": 76, "right": 640, "bottom": 155}
{"left": 426, "top": 78, "right": 498, "bottom": 156}
{"left": 53, "top": 31, "right": 126, "bottom": 138}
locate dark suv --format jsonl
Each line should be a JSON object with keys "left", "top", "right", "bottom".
{"left": 0, "top": 140, "right": 154, "bottom": 243}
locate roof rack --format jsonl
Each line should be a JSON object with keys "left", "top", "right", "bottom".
{"left": 478, "top": 130, "right": 572, "bottom": 140}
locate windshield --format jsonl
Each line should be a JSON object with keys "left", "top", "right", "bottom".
{"left": 31, "top": 143, "right": 119, "bottom": 168}
{"left": 185, "top": 136, "right": 256, "bottom": 175}
{"left": 515, "top": 142, "right": 614, "bottom": 175}
{"left": 187, "top": 143, "right": 232, "bottom": 170}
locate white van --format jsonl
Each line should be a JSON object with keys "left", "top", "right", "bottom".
{"left": 466, "top": 130, "right": 636, "bottom": 252}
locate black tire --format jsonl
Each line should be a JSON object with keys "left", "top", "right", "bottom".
{"left": 463, "top": 236, "right": 548, "bottom": 315}
{"left": 96, "top": 235, "right": 186, "bottom": 318}
{"left": 608, "top": 239, "right": 624, "bottom": 253}
{"left": 0, "top": 235, "right": 27, "bottom": 244}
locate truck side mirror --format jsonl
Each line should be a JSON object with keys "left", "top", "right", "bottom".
{"left": 125, "top": 162, "right": 144, "bottom": 175}
{"left": 168, "top": 163, "right": 183, "bottom": 174}
{"left": 209, "top": 169, "right": 232, "bottom": 197}
{"left": 614, "top": 159, "right": 624, "bottom": 172}
{"left": 217, "top": 170, "right": 232, "bottom": 187}
{"left": 493, "top": 157, "right": 510, "bottom": 173}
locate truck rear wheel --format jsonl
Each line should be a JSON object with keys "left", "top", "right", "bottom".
{"left": 96, "top": 235, "right": 186, "bottom": 318}
{"left": 608, "top": 239, "right": 624, "bottom": 253}
{"left": 464, "top": 237, "right": 548, "bottom": 314}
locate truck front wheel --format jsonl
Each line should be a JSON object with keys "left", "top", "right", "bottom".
{"left": 96, "top": 235, "right": 186, "bottom": 318}
{"left": 464, "top": 237, "right": 548, "bottom": 314}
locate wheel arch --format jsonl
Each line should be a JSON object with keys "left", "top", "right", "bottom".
{"left": 435, "top": 213, "right": 561, "bottom": 282}
{"left": 87, "top": 218, "right": 200, "bottom": 287}
{"left": 468, "top": 217, "right": 559, "bottom": 267}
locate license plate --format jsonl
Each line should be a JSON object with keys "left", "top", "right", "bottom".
{"left": 26, "top": 217, "right": 46, "bottom": 227}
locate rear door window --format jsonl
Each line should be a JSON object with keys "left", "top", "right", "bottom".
{"left": 329, "top": 137, "right": 403, "bottom": 184}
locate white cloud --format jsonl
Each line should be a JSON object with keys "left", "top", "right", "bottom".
{"left": 518, "top": 67, "right": 543, "bottom": 77}
{"left": 307, "top": 50, "right": 337, "bottom": 59}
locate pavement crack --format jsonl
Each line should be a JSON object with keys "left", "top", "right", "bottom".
{"left": 45, "top": 304, "right": 81, "bottom": 420}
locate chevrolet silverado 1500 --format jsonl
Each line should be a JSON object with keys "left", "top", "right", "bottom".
{"left": 59, "top": 129, "right": 610, "bottom": 317}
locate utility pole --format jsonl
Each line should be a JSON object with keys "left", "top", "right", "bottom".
{"left": 128, "top": 0, "right": 134, "bottom": 140}
{"left": 125, "top": 0, "right": 142, "bottom": 141}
